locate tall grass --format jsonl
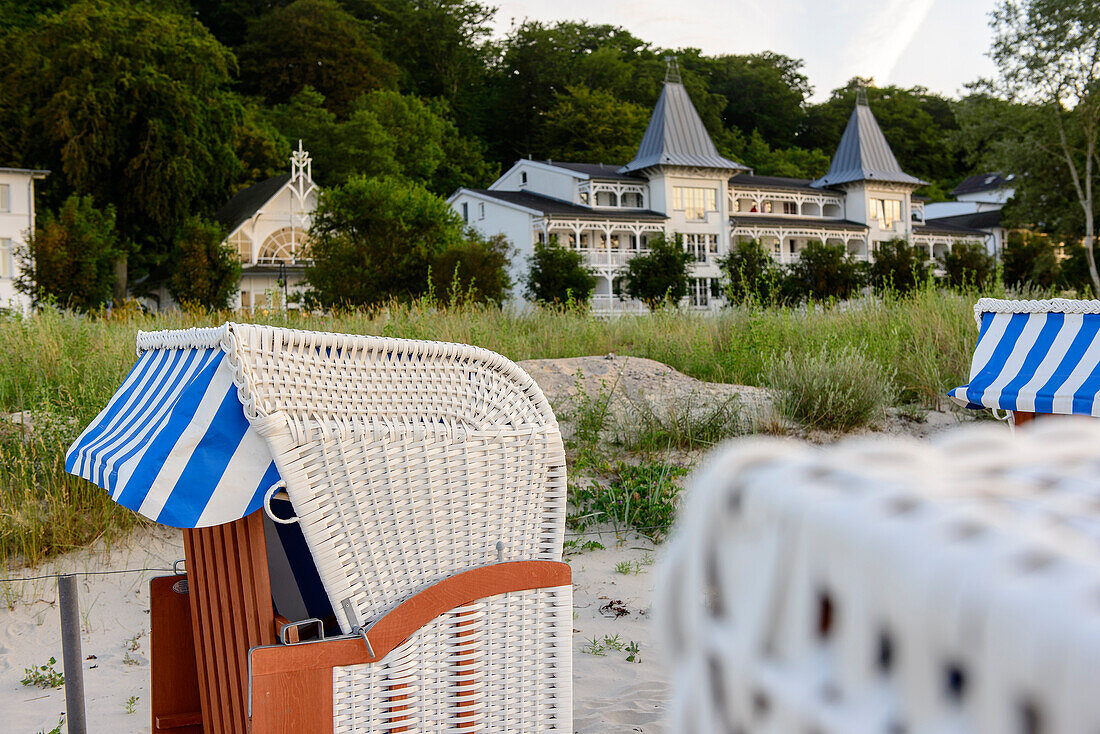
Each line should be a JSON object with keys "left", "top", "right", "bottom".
{"left": 766, "top": 345, "right": 895, "bottom": 431}
{"left": 0, "top": 286, "right": 980, "bottom": 568}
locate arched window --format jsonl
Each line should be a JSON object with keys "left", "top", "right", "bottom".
{"left": 257, "top": 227, "right": 309, "bottom": 264}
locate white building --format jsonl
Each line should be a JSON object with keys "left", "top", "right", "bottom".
{"left": 0, "top": 167, "right": 48, "bottom": 311}
{"left": 450, "top": 79, "right": 988, "bottom": 312}
{"left": 924, "top": 173, "right": 1016, "bottom": 258}
{"left": 215, "top": 142, "right": 317, "bottom": 309}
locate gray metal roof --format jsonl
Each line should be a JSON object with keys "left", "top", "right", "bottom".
{"left": 913, "top": 220, "right": 988, "bottom": 237}
{"left": 471, "top": 189, "right": 666, "bottom": 221}
{"left": 542, "top": 162, "right": 644, "bottom": 182}
{"left": 811, "top": 100, "right": 925, "bottom": 189}
{"left": 730, "top": 215, "right": 868, "bottom": 232}
{"left": 951, "top": 173, "right": 1014, "bottom": 196}
{"left": 0, "top": 167, "right": 49, "bottom": 177}
{"left": 922, "top": 211, "right": 1001, "bottom": 233}
{"left": 729, "top": 174, "right": 825, "bottom": 193}
{"left": 620, "top": 82, "right": 748, "bottom": 174}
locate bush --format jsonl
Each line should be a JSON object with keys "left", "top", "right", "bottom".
{"left": 1060, "top": 241, "right": 1095, "bottom": 295}
{"left": 1001, "top": 230, "right": 1059, "bottom": 290}
{"left": 782, "top": 241, "right": 865, "bottom": 302}
{"left": 621, "top": 233, "right": 694, "bottom": 309}
{"left": 168, "top": 217, "right": 241, "bottom": 309}
{"left": 16, "top": 195, "right": 123, "bottom": 311}
{"left": 766, "top": 344, "right": 895, "bottom": 431}
{"left": 305, "top": 175, "right": 466, "bottom": 307}
{"left": 430, "top": 232, "right": 512, "bottom": 305}
{"left": 941, "top": 242, "right": 995, "bottom": 290}
{"left": 869, "top": 238, "right": 930, "bottom": 295}
{"left": 717, "top": 239, "right": 783, "bottom": 304}
{"left": 526, "top": 237, "right": 597, "bottom": 305}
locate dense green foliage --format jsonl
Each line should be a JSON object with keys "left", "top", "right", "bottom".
{"left": 16, "top": 195, "right": 123, "bottom": 311}
{"left": 525, "top": 239, "right": 597, "bottom": 305}
{"left": 621, "top": 234, "right": 694, "bottom": 308}
{"left": 869, "top": 239, "right": 931, "bottom": 295}
{"left": 429, "top": 232, "right": 512, "bottom": 305}
{"left": 168, "top": 217, "right": 242, "bottom": 310}
{"left": 718, "top": 239, "right": 783, "bottom": 304}
{"left": 305, "top": 176, "right": 471, "bottom": 307}
{"left": 782, "top": 241, "right": 865, "bottom": 302}
{"left": 941, "top": 242, "right": 997, "bottom": 290}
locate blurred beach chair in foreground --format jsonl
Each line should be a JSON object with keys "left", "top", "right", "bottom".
{"left": 659, "top": 296, "right": 1100, "bottom": 733}
{"left": 67, "top": 323, "right": 572, "bottom": 733}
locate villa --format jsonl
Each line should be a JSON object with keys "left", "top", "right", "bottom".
{"left": 0, "top": 167, "right": 48, "bottom": 311}
{"left": 449, "top": 76, "right": 991, "bottom": 312}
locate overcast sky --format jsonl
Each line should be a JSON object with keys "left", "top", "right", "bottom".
{"left": 489, "top": 0, "right": 1000, "bottom": 102}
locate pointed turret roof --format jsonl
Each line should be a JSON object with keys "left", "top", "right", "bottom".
{"left": 811, "top": 96, "right": 926, "bottom": 188}
{"left": 620, "top": 80, "right": 747, "bottom": 175}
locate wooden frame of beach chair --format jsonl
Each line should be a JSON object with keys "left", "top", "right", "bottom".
{"left": 141, "top": 324, "right": 572, "bottom": 733}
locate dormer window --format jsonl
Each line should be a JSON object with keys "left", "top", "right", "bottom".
{"left": 521, "top": 171, "right": 528, "bottom": 186}
{"left": 580, "top": 191, "right": 590, "bottom": 205}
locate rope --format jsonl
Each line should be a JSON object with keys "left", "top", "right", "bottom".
{"left": 2, "top": 567, "right": 178, "bottom": 583}
{"left": 973, "top": 298, "right": 1100, "bottom": 328}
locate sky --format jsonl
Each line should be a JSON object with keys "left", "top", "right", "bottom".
{"left": 489, "top": 0, "right": 1000, "bottom": 102}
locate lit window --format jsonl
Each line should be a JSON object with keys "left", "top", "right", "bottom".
{"left": 673, "top": 187, "right": 717, "bottom": 220}
{"left": 869, "top": 199, "right": 902, "bottom": 230}
{"left": 763, "top": 201, "right": 773, "bottom": 214}
{"left": 0, "top": 238, "right": 11, "bottom": 278}
{"left": 0, "top": 184, "right": 9, "bottom": 213}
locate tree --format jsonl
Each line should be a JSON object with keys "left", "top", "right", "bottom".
{"left": 540, "top": 86, "right": 650, "bottom": 164}
{"left": 237, "top": 0, "right": 398, "bottom": 115}
{"left": 168, "top": 217, "right": 241, "bottom": 310}
{"left": 1001, "top": 230, "right": 1060, "bottom": 290}
{"left": 702, "top": 52, "right": 811, "bottom": 148}
{"left": 941, "top": 243, "right": 996, "bottom": 290}
{"left": 621, "top": 234, "right": 694, "bottom": 309}
{"left": 305, "top": 176, "right": 467, "bottom": 307}
{"left": 986, "top": 0, "right": 1100, "bottom": 292}
{"left": 525, "top": 238, "right": 597, "bottom": 305}
{"left": 430, "top": 232, "right": 512, "bottom": 305}
{"left": 0, "top": 1, "right": 243, "bottom": 288}
{"left": 782, "top": 241, "right": 865, "bottom": 302}
{"left": 868, "top": 239, "right": 931, "bottom": 295}
{"left": 717, "top": 239, "right": 783, "bottom": 304}
{"left": 16, "top": 195, "right": 122, "bottom": 311}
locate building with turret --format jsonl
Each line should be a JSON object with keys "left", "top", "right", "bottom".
{"left": 449, "top": 77, "right": 988, "bottom": 312}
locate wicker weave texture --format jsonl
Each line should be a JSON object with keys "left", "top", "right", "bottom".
{"left": 333, "top": 586, "right": 573, "bottom": 733}
{"left": 218, "top": 324, "right": 566, "bottom": 631}
{"left": 658, "top": 421, "right": 1100, "bottom": 734}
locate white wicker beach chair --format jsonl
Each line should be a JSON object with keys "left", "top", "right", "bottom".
{"left": 657, "top": 421, "right": 1100, "bottom": 734}
{"left": 76, "top": 323, "right": 572, "bottom": 733}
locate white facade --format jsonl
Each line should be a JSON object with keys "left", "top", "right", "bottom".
{"left": 220, "top": 143, "right": 317, "bottom": 310}
{"left": 0, "top": 168, "right": 47, "bottom": 311}
{"left": 451, "top": 83, "right": 990, "bottom": 313}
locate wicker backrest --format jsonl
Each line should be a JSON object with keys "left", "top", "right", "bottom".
{"left": 658, "top": 421, "right": 1100, "bottom": 733}
{"left": 221, "top": 324, "right": 567, "bottom": 633}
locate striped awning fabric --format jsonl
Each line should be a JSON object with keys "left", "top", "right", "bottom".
{"left": 65, "top": 327, "right": 280, "bottom": 528}
{"left": 949, "top": 298, "right": 1100, "bottom": 415}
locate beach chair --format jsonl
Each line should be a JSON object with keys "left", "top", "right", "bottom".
{"left": 657, "top": 422, "right": 1100, "bottom": 734}
{"left": 67, "top": 323, "right": 572, "bottom": 733}
{"left": 949, "top": 298, "right": 1100, "bottom": 426}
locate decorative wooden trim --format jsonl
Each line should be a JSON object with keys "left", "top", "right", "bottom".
{"left": 249, "top": 560, "right": 571, "bottom": 732}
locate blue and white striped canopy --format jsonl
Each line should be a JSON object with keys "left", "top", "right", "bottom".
{"left": 949, "top": 299, "right": 1100, "bottom": 416}
{"left": 66, "top": 343, "right": 280, "bottom": 528}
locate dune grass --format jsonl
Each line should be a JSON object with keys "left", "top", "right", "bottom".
{"left": 0, "top": 285, "right": 981, "bottom": 569}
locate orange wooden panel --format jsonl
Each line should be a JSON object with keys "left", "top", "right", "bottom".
{"left": 250, "top": 560, "right": 570, "bottom": 734}
{"left": 1013, "top": 410, "right": 1038, "bottom": 426}
{"left": 150, "top": 575, "right": 204, "bottom": 734}
{"left": 183, "top": 512, "right": 276, "bottom": 734}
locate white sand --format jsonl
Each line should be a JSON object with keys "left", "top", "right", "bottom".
{"left": 1, "top": 526, "right": 669, "bottom": 733}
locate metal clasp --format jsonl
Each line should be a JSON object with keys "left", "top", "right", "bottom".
{"left": 340, "top": 598, "right": 376, "bottom": 657}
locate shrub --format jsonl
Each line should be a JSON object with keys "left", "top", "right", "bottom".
{"left": 941, "top": 242, "right": 995, "bottom": 290}
{"left": 782, "top": 241, "right": 865, "bottom": 302}
{"left": 168, "top": 217, "right": 241, "bottom": 310}
{"left": 717, "top": 239, "right": 784, "bottom": 304}
{"left": 525, "top": 237, "right": 597, "bottom": 305}
{"left": 16, "top": 195, "right": 123, "bottom": 311}
{"left": 619, "top": 394, "right": 744, "bottom": 452}
{"left": 305, "top": 175, "right": 466, "bottom": 307}
{"left": 1001, "top": 230, "right": 1059, "bottom": 290}
{"left": 430, "top": 232, "right": 512, "bottom": 305}
{"left": 621, "top": 233, "right": 694, "bottom": 309}
{"left": 869, "top": 238, "right": 930, "bottom": 295}
{"left": 765, "top": 344, "right": 895, "bottom": 431}
{"left": 1060, "top": 240, "right": 1095, "bottom": 295}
